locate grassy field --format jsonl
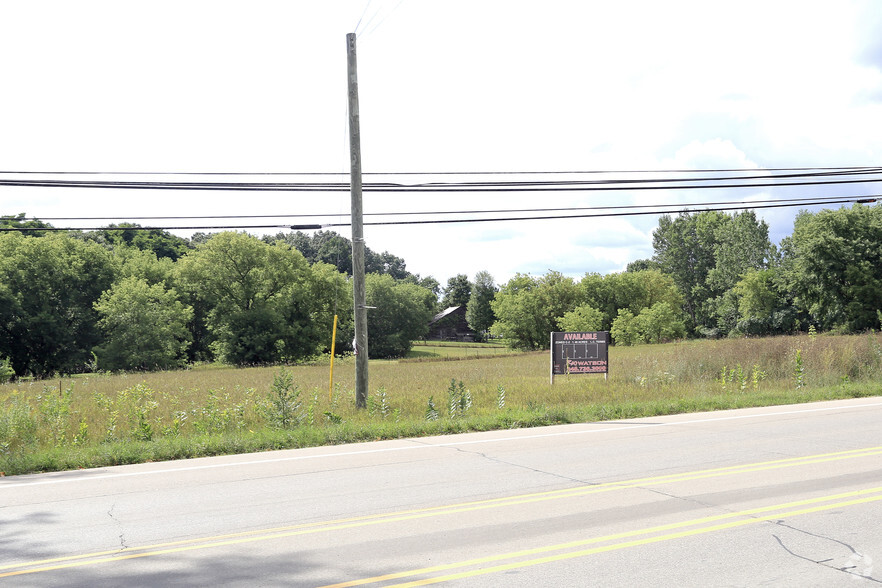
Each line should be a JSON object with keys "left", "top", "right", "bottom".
{"left": 2, "top": 333, "right": 881, "bottom": 476}
{"left": 406, "top": 340, "right": 516, "bottom": 360}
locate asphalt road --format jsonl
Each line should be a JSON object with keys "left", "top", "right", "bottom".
{"left": 2, "top": 397, "right": 881, "bottom": 587}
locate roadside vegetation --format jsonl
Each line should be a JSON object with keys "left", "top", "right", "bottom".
{"left": 2, "top": 332, "right": 880, "bottom": 476}
{"left": 4, "top": 204, "right": 882, "bottom": 380}
{"left": 2, "top": 205, "right": 881, "bottom": 476}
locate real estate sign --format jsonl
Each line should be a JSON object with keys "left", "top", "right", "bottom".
{"left": 550, "top": 331, "right": 609, "bottom": 383}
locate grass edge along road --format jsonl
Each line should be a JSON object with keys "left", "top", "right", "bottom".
{"left": 2, "top": 445, "right": 880, "bottom": 582}
{"left": 2, "top": 332, "right": 882, "bottom": 476}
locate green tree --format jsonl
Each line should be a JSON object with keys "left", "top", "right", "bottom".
{"left": 653, "top": 211, "right": 725, "bottom": 331}
{"left": 441, "top": 274, "right": 471, "bottom": 308}
{"left": 1, "top": 213, "right": 53, "bottom": 236}
{"left": 491, "top": 271, "right": 580, "bottom": 349}
{"left": 610, "top": 309, "right": 641, "bottom": 346}
{"left": 364, "top": 273, "right": 435, "bottom": 358}
{"left": 93, "top": 277, "right": 193, "bottom": 371}
{"left": 625, "top": 258, "right": 659, "bottom": 272}
{"left": 176, "top": 232, "right": 319, "bottom": 365}
{"left": 266, "top": 230, "right": 413, "bottom": 280}
{"left": 304, "top": 262, "right": 353, "bottom": 356}
{"left": 402, "top": 274, "right": 442, "bottom": 299}
{"left": 779, "top": 203, "right": 882, "bottom": 331}
{"left": 557, "top": 304, "right": 604, "bottom": 332}
{"left": 735, "top": 269, "right": 781, "bottom": 320}
{"left": 92, "top": 223, "right": 189, "bottom": 260}
{"left": 0, "top": 233, "right": 115, "bottom": 376}
{"left": 466, "top": 270, "right": 497, "bottom": 337}
{"left": 610, "top": 303, "right": 686, "bottom": 345}
{"left": 652, "top": 210, "right": 773, "bottom": 334}
{"left": 366, "top": 250, "right": 409, "bottom": 280}
{"left": 109, "top": 245, "right": 176, "bottom": 286}
{"left": 580, "top": 270, "right": 682, "bottom": 330}
{"left": 635, "top": 302, "right": 687, "bottom": 344}
{"left": 719, "top": 268, "right": 797, "bottom": 336}
{"left": 706, "top": 211, "right": 776, "bottom": 294}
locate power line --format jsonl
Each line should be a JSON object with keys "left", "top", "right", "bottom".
{"left": 336, "top": 196, "right": 879, "bottom": 227}
{"left": 0, "top": 166, "right": 878, "bottom": 176}
{"left": 1, "top": 168, "right": 880, "bottom": 192}
{"left": 7, "top": 177, "right": 882, "bottom": 192}
{"left": 4, "top": 195, "right": 875, "bottom": 232}
{"left": 0, "top": 224, "right": 304, "bottom": 232}
{"left": 14, "top": 194, "right": 876, "bottom": 222}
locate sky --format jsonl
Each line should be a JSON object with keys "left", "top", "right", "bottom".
{"left": 2, "top": 1, "right": 881, "bottom": 288}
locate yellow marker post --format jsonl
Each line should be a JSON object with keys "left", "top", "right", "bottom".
{"left": 329, "top": 314, "right": 338, "bottom": 400}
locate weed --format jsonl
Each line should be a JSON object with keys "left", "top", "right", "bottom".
{"left": 85, "top": 351, "right": 100, "bottom": 374}
{"left": 92, "top": 391, "right": 118, "bottom": 443}
{"left": 526, "top": 400, "right": 546, "bottom": 413}
{"left": 794, "top": 349, "right": 805, "bottom": 389}
{"left": 122, "top": 384, "right": 158, "bottom": 442}
{"left": 73, "top": 418, "right": 89, "bottom": 446}
{"left": 735, "top": 365, "right": 747, "bottom": 393}
{"left": 369, "top": 388, "right": 393, "bottom": 419}
{"left": 162, "top": 411, "right": 188, "bottom": 438}
{"left": 751, "top": 365, "right": 766, "bottom": 390}
{"left": 0, "top": 357, "right": 14, "bottom": 384}
{"left": 258, "top": 369, "right": 302, "bottom": 429}
{"left": 446, "top": 379, "right": 471, "bottom": 419}
{"left": 0, "top": 394, "right": 37, "bottom": 453}
{"left": 4, "top": 333, "right": 882, "bottom": 476}
{"left": 425, "top": 396, "right": 439, "bottom": 421}
{"left": 231, "top": 387, "right": 254, "bottom": 431}
{"left": 37, "top": 385, "right": 73, "bottom": 445}
{"left": 306, "top": 387, "right": 320, "bottom": 426}
{"left": 868, "top": 332, "right": 882, "bottom": 370}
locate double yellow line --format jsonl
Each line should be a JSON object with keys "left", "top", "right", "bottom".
{"left": 2, "top": 446, "right": 880, "bottom": 580}
{"left": 323, "top": 485, "right": 882, "bottom": 587}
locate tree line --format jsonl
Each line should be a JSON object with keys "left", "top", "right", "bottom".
{"left": 491, "top": 205, "right": 882, "bottom": 349}
{"left": 0, "top": 219, "right": 451, "bottom": 378}
{"left": 1, "top": 203, "right": 880, "bottom": 377}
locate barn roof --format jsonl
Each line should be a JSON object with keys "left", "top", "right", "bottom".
{"left": 429, "top": 306, "right": 462, "bottom": 324}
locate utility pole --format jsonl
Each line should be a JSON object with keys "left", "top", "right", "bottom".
{"left": 347, "top": 32, "right": 368, "bottom": 409}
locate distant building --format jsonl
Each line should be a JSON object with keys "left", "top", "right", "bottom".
{"left": 427, "top": 306, "right": 476, "bottom": 342}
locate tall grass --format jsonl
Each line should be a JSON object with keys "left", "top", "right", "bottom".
{"left": 2, "top": 332, "right": 880, "bottom": 476}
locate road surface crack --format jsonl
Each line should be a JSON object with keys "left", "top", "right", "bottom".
{"left": 433, "top": 442, "right": 591, "bottom": 485}
{"left": 772, "top": 522, "right": 878, "bottom": 583}
{"left": 107, "top": 504, "right": 129, "bottom": 552}
{"left": 637, "top": 486, "right": 733, "bottom": 512}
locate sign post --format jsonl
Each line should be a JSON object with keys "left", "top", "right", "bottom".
{"left": 550, "top": 331, "right": 609, "bottom": 384}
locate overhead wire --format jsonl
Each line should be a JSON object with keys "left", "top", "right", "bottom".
{"left": 1, "top": 167, "right": 881, "bottom": 192}
{"left": 341, "top": 196, "right": 879, "bottom": 227}
{"left": 2, "top": 166, "right": 878, "bottom": 232}
{"left": 3, "top": 195, "right": 876, "bottom": 232}
{"left": 0, "top": 166, "right": 879, "bottom": 176}
{"left": 14, "top": 194, "right": 877, "bottom": 222}
{"left": 357, "top": 0, "right": 406, "bottom": 40}
{"left": 353, "top": 0, "right": 376, "bottom": 36}
{"left": 0, "top": 177, "right": 879, "bottom": 192}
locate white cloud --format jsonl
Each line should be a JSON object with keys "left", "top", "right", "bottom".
{"left": 2, "top": 0, "right": 881, "bottom": 287}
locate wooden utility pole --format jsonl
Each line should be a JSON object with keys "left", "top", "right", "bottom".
{"left": 347, "top": 32, "right": 368, "bottom": 409}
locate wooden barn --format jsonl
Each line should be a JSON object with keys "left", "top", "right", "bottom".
{"left": 427, "top": 306, "right": 476, "bottom": 342}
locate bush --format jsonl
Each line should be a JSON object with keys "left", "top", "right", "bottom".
{"left": 93, "top": 277, "right": 193, "bottom": 371}
{"left": 610, "top": 309, "right": 641, "bottom": 346}
{"left": 557, "top": 304, "right": 604, "bottom": 332}
{"left": 0, "top": 357, "right": 14, "bottom": 383}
